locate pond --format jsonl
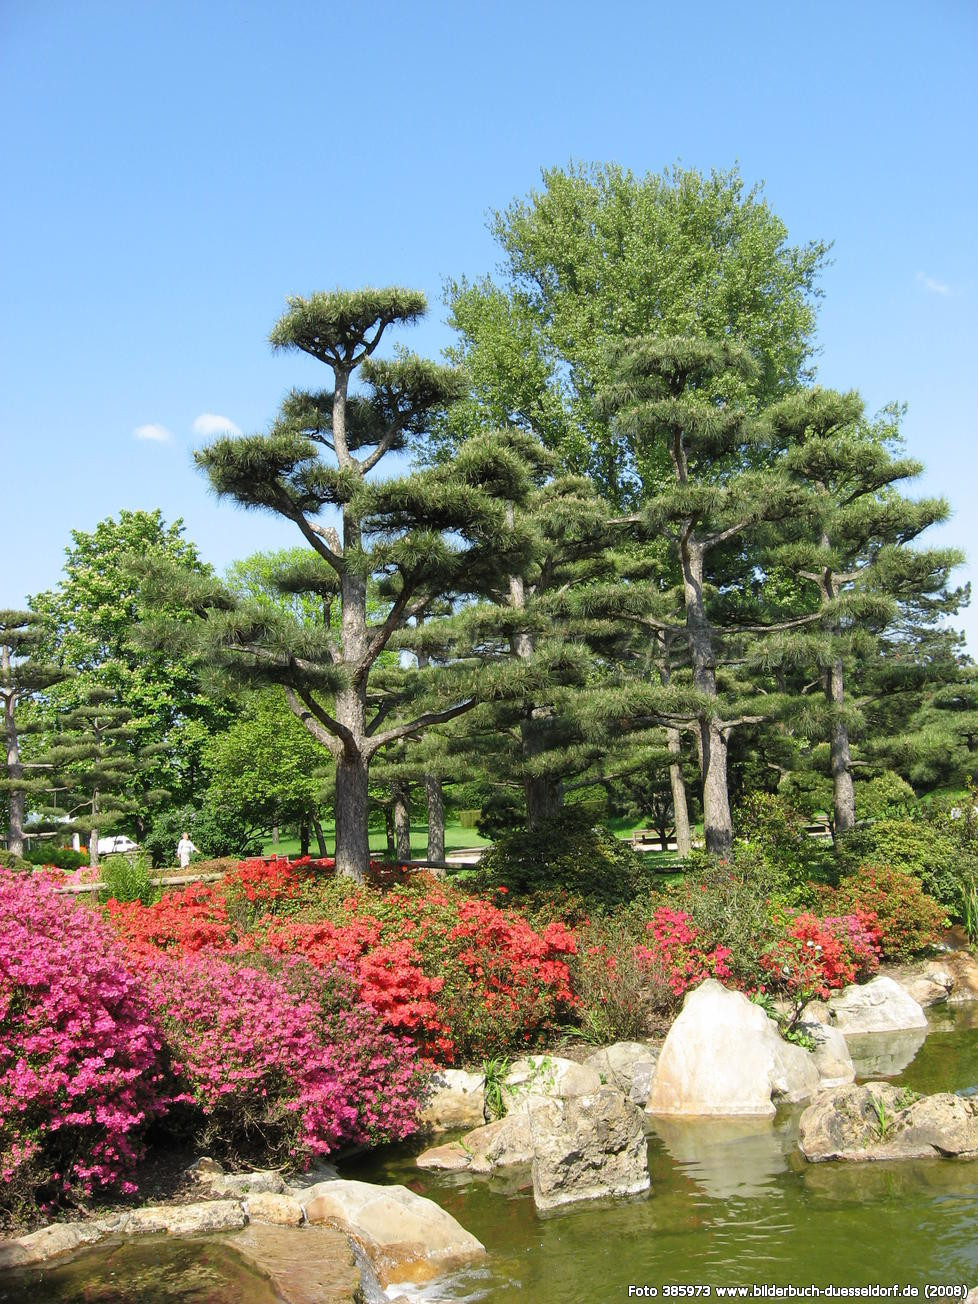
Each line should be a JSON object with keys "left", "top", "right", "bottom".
{"left": 347, "top": 1004, "right": 978, "bottom": 1301}
{"left": 4, "top": 1007, "right": 977, "bottom": 1304}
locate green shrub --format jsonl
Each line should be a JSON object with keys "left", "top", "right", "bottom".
{"left": 830, "top": 863, "right": 947, "bottom": 960}
{"left": 572, "top": 909, "right": 674, "bottom": 1041}
{"left": 98, "top": 852, "right": 159, "bottom": 907}
{"left": 734, "top": 791, "right": 837, "bottom": 890}
{"left": 669, "top": 847, "right": 790, "bottom": 990}
{"left": 835, "top": 817, "right": 965, "bottom": 915}
{"left": 473, "top": 811, "right": 654, "bottom": 909}
{"left": 0, "top": 849, "right": 29, "bottom": 871}
{"left": 855, "top": 772, "right": 918, "bottom": 821}
{"left": 24, "top": 845, "right": 89, "bottom": 871}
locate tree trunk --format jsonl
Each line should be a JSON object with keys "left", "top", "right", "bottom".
{"left": 384, "top": 808, "right": 396, "bottom": 859}
{"left": 679, "top": 535, "right": 733, "bottom": 856}
{"left": 299, "top": 819, "right": 310, "bottom": 857}
{"left": 272, "top": 824, "right": 279, "bottom": 846}
{"left": 392, "top": 782, "right": 411, "bottom": 862}
{"left": 827, "top": 656, "right": 856, "bottom": 835}
{"left": 334, "top": 745, "right": 370, "bottom": 880}
{"left": 2, "top": 645, "right": 25, "bottom": 859}
{"left": 312, "top": 816, "right": 328, "bottom": 857}
{"left": 522, "top": 763, "right": 563, "bottom": 830}
{"left": 89, "top": 789, "right": 100, "bottom": 868}
{"left": 666, "top": 726, "right": 692, "bottom": 856}
{"left": 425, "top": 774, "right": 445, "bottom": 862}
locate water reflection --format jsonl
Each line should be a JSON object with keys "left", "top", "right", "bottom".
{"left": 847, "top": 1026, "right": 927, "bottom": 1078}
{"left": 651, "top": 1115, "right": 792, "bottom": 1199}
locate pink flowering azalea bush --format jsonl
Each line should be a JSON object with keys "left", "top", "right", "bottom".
{"left": 141, "top": 953, "right": 425, "bottom": 1164}
{"left": 0, "top": 869, "right": 167, "bottom": 1216}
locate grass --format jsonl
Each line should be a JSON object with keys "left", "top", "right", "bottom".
{"left": 262, "top": 819, "right": 491, "bottom": 860}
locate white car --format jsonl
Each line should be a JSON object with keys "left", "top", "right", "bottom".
{"left": 97, "top": 835, "right": 140, "bottom": 856}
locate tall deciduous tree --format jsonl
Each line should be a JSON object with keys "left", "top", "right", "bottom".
{"left": 188, "top": 288, "right": 535, "bottom": 880}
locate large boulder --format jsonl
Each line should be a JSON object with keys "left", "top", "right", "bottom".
{"left": 301, "top": 1178, "right": 485, "bottom": 1284}
{"left": 584, "top": 1042, "right": 660, "bottom": 1106}
{"left": 416, "top": 1068, "right": 486, "bottom": 1132}
{"left": 646, "top": 981, "right": 819, "bottom": 1118}
{"left": 943, "top": 950, "right": 978, "bottom": 1003}
{"left": 881, "top": 960, "right": 954, "bottom": 1008}
{"left": 529, "top": 1087, "right": 650, "bottom": 1212}
{"left": 827, "top": 976, "right": 928, "bottom": 1034}
{"left": 416, "top": 1112, "right": 534, "bottom": 1174}
{"left": 502, "top": 1055, "right": 602, "bottom": 1114}
{"left": 799, "top": 1082, "right": 978, "bottom": 1162}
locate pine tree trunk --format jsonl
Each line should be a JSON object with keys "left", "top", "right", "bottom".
{"left": 666, "top": 726, "right": 692, "bottom": 856}
{"left": 827, "top": 656, "right": 856, "bottom": 835}
{"left": 384, "top": 808, "right": 396, "bottom": 859}
{"left": 334, "top": 746, "right": 370, "bottom": 880}
{"left": 392, "top": 783, "right": 411, "bottom": 862}
{"left": 425, "top": 774, "right": 445, "bottom": 862}
{"left": 2, "top": 645, "right": 25, "bottom": 859}
{"left": 299, "top": 820, "right": 310, "bottom": 857}
{"left": 89, "top": 789, "right": 100, "bottom": 868}
{"left": 680, "top": 536, "right": 733, "bottom": 856}
{"left": 312, "top": 816, "right": 327, "bottom": 857}
{"left": 272, "top": 824, "right": 279, "bottom": 846}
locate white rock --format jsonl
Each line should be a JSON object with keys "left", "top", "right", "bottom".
{"left": 828, "top": 976, "right": 928, "bottom": 1035}
{"left": 301, "top": 1178, "right": 485, "bottom": 1285}
{"left": 416, "top": 1068, "right": 486, "bottom": 1131}
{"left": 646, "top": 980, "right": 819, "bottom": 1118}
{"left": 801, "top": 1022, "right": 856, "bottom": 1088}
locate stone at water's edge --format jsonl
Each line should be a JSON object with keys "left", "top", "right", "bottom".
{"left": 826, "top": 976, "right": 928, "bottom": 1034}
{"left": 802, "top": 1021, "right": 855, "bottom": 1089}
{"left": 416, "top": 1111, "right": 535, "bottom": 1174}
{"left": 245, "top": 1192, "right": 305, "bottom": 1226}
{"left": 646, "top": 980, "right": 820, "bottom": 1118}
{"left": 503, "top": 1054, "right": 603, "bottom": 1114}
{"left": 0, "top": 1222, "right": 105, "bottom": 1270}
{"left": 228, "top": 1224, "right": 361, "bottom": 1304}
{"left": 798, "top": 1082, "right": 978, "bottom": 1163}
{"left": 881, "top": 960, "right": 954, "bottom": 1008}
{"left": 125, "top": 1199, "right": 247, "bottom": 1236}
{"left": 529, "top": 1087, "right": 650, "bottom": 1212}
{"left": 300, "top": 1177, "right": 486, "bottom": 1285}
{"left": 416, "top": 1067, "right": 487, "bottom": 1131}
{"left": 584, "top": 1042, "right": 660, "bottom": 1106}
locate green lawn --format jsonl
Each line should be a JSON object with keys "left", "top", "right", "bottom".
{"left": 261, "top": 819, "right": 491, "bottom": 860}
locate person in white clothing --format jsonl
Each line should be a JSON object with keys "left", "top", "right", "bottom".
{"left": 176, "top": 831, "right": 199, "bottom": 869}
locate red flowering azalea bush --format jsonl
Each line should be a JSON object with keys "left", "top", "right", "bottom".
{"left": 635, "top": 906, "right": 733, "bottom": 997}
{"left": 0, "top": 870, "right": 167, "bottom": 1217}
{"left": 141, "top": 953, "right": 424, "bottom": 1165}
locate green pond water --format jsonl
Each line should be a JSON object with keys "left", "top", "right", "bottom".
{"left": 5, "top": 1006, "right": 978, "bottom": 1304}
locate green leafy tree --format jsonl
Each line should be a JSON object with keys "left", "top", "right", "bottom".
{"left": 29, "top": 510, "right": 227, "bottom": 826}
{"left": 436, "top": 162, "right": 828, "bottom": 500}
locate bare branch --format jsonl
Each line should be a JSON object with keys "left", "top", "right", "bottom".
{"left": 367, "top": 698, "right": 477, "bottom": 755}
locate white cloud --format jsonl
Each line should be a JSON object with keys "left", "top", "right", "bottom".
{"left": 133, "top": 423, "right": 173, "bottom": 442}
{"left": 193, "top": 412, "right": 242, "bottom": 437}
{"left": 916, "top": 271, "right": 952, "bottom": 296}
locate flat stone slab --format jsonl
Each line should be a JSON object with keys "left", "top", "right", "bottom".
{"left": 126, "top": 1199, "right": 247, "bottom": 1236}
{"left": 229, "top": 1223, "right": 361, "bottom": 1304}
{"left": 301, "top": 1178, "right": 485, "bottom": 1284}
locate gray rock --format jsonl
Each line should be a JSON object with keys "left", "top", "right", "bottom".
{"left": 503, "top": 1054, "right": 603, "bottom": 1114}
{"left": 209, "top": 1168, "right": 286, "bottom": 1196}
{"left": 416, "top": 1068, "right": 486, "bottom": 1131}
{"left": 827, "top": 976, "right": 927, "bottom": 1034}
{"left": 529, "top": 1086, "right": 650, "bottom": 1211}
{"left": 0, "top": 1221, "right": 104, "bottom": 1269}
{"left": 798, "top": 1082, "right": 978, "bottom": 1163}
{"left": 584, "top": 1042, "right": 660, "bottom": 1106}
{"left": 416, "top": 1111, "right": 535, "bottom": 1174}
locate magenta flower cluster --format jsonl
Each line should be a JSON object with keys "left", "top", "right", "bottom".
{"left": 0, "top": 869, "right": 167, "bottom": 1206}
{"left": 141, "top": 953, "right": 425, "bottom": 1163}
{"left": 0, "top": 870, "right": 425, "bottom": 1215}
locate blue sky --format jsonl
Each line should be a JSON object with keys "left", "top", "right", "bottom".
{"left": 2, "top": 1, "right": 976, "bottom": 644}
